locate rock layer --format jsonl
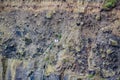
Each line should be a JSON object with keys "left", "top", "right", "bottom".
{"left": 0, "top": 0, "right": 120, "bottom": 80}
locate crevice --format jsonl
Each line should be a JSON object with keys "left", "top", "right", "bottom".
{"left": 1, "top": 57, "right": 8, "bottom": 80}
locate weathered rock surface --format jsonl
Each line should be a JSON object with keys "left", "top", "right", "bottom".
{"left": 0, "top": 0, "right": 120, "bottom": 80}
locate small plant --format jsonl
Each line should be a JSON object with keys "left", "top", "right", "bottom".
{"left": 118, "top": 77, "right": 120, "bottom": 80}
{"left": 62, "top": 58, "right": 69, "bottom": 63}
{"left": 24, "top": 37, "right": 32, "bottom": 45}
{"left": 87, "top": 74, "right": 94, "bottom": 79}
{"left": 45, "top": 56, "right": 49, "bottom": 62}
{"left": 45, "top": 11, "right": 53, "bottom": 19}
{"left": 49, "top": 42, "right": 54, "bottom": 49}
{"left": 55, "top": 33, "right": 62, "bottom": 40}
{"left": 103, "top": 0, "right": 117, "bottom": 10}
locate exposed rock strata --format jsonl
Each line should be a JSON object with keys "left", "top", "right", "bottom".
{"left": 0, "top": 0, "right": 120, "bottom": 80}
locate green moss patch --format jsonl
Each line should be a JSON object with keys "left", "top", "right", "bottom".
{"left": 103, "top": 0, "right": 117, "bottom": 10}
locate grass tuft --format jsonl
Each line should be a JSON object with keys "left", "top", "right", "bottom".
{"left": 103, "top": 0, "right": 117, "bottom": 10}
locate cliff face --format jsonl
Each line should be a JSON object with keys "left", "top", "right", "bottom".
{"left": 0, "top": 0, "right": 120, "bottom": 80}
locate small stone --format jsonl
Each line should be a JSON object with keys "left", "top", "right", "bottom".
{"left": 45, "top": 65, "right": 55, "bottom": 76}
{"left": 88, "top": 70, "right": 96, "bottom": 75}
{"left": 80, "top": 22, "right": 84, "bottom": 26}
{"left": 101, "top": 54, "right": 106, "bottom": 58}
{"left": 75, "top": 46, "right": 81, "bottom": 52}
{"left": 45, "top": 11, "right": 53, "bottom": 19}
{"left": 95, "top": 14, "right": 101, "bottom": 21}
{"left": 54, "top": 39, "right": 59, "bottom": 43}
{"left": 0, "top": 32, "right": 4, "bottom": 36}
{"left": 88, "top": 38, "right": 92, "bottom": 44}
{"left": 76, "top": 22, "right": 84, "bottom": 26}
{"left": 74, "top": 6, "right": 85, "bottom": 13}
{"left": 102, "top": 69, "right": 115, "bottom": 77}
{"left": 78, "top": 60, "right": 82, "bottom": 64}
{"left": 106, "top": 49, "right": 113, "bottom": 54}
{"left": 109, "top": 39, "right": 118, "bottom": 46}
{"left": 15, "top": 31, "right": 22, "bottom": 37}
